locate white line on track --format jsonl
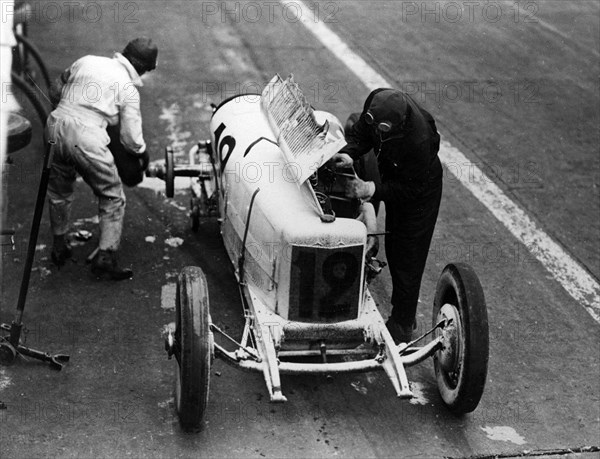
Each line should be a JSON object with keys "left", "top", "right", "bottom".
{"left": 161, "top": 283, "right": 176, "bottom": 311}
{"left": 0, "top": 367, "right": 11, "bottom": 391}
{"left": 284, "top": 0, "right": 600, "bottom": 322}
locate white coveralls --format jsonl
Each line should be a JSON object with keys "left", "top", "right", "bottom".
{"left": 46, "top": 53, "right": 146, "bottom": 251}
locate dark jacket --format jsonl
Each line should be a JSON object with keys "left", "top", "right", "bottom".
{"left": 340, "top": 89, "right": 442, "bottom": 204}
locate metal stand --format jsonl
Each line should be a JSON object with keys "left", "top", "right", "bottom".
{"left": 0, "top": 140, "right": 70, "bottom": 370}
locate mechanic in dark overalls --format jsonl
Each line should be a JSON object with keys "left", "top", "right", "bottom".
{"left": 333, "top": 88, "right": 443, "bottom": 343}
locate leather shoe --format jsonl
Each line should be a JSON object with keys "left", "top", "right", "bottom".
{"left": 51, "top": 235, "right": 72, "bottom": 268}
{"left": 91, "top": 249, "right": 133, "bottom": 281}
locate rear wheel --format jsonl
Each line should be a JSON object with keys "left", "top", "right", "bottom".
{"left": 174, "top": 266, "right": 212, "bottom": 431}
{"left": 432, "top": 263, "right": 489, "bottom": 414}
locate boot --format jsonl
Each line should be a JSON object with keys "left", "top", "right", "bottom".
{"left": 91, "top": 249, "right": 133, "bottom": 280}
{"left": 51, "top": 234, "right": 72, "bottom": 268}
{"left": 385, "top": 318, "right": 417, "bottom": 344}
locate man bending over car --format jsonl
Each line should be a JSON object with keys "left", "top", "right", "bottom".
{"left": 332, "top": 88, "right": 443, "bottom": 343}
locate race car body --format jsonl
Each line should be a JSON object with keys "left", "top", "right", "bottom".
{"left": 211, "top": 94, "right": 366, "bottom": 323}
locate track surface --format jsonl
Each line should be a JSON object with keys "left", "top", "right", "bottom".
{"left": 1, "top": 1, "right": 598, "bottom": 457}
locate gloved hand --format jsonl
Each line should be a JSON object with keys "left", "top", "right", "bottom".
{"left": 345, "top": 176, "right": 375, "bottom": 200}
{"left": 329, "top": 152, "right": 354, "bottom": 169}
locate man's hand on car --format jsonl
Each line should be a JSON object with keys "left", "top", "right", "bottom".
{"left": 329, "top": 152, "right": 354, "bottom": 169}
{"left": 345, "top": 176, "right": 375, "bottom": 200}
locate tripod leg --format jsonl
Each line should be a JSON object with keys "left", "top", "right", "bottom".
{"left": 10, "top": 140, "right": 55, "bottom": 346}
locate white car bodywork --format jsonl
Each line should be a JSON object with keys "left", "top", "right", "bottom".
{"left": 212, "top": 95, "right": 367, "bottom": 323}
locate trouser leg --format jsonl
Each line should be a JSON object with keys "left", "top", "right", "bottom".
{"left": 75, "top": 149, "right": 125, "bottom": 251}
{"left": 97, "top": 194, "right": 125, "bottom": 251}
{"left": 386, "top": 183, "right": 442, "bottom": 326}
{"left": 57, "top": 120, "right": 125, "bottom": 252}
{"left": 47, "top": 154, "right": 77, "bottom": 237}
{"left": 46, "top": 113, "right": 76, "bottom": 237}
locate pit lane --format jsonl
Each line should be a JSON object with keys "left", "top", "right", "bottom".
{"left": 1, "top": 1, "right": 598, "bottom": 457}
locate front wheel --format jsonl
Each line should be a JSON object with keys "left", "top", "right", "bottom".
{"left": 174, "top": 266, "right": 213, "bottom": 431}
{"left": 432, "top": 263, "right": 489, "bottom": 414}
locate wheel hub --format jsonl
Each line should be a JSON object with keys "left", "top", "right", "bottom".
{"left": 436, "top": 303, "right": 462, "bottom": 372}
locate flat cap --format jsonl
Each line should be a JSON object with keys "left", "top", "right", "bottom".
{"left": 123, "top": 37, "right": 158, "bottom": 71}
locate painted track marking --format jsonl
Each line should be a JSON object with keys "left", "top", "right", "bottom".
{"left": 283, "top": 0, "right": 600, "bottom": 322}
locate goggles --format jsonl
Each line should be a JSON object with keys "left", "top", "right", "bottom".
{"left": 365, "top": 111, "right": 392, "bottom": 133}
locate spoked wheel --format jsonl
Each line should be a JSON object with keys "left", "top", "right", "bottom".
{"left": 432, "top": 263, "right": 489, "bottom": 414}
{"left": 174, "top": 266, "right": 213, "bottom": 431}
{"left": 165, "top": 147, "right": 175, "bottom": 198}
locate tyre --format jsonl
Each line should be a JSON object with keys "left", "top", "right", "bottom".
{"left": 13, "top": 33, "right": 51, "bottom": 96}
{"left": 165, "top": 147, "right": 175, "bottom": 198}
{"left": 432, "top": 263, "right": 489, "bottom": 414}
{"left": 6, "top": 112, "right": 32, "bottom": 153}
{"left": 174, "top": 266, "right": 212, "bottom": 431}
{"left": 11, "top": 71, "right": 50, "bottom": 126}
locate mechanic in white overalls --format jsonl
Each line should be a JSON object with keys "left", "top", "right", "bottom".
{"left": 46, "top": 38, "right": 158, "bottom": 280}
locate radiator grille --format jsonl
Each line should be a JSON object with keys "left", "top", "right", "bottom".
{"left": 289, "top": 245, "right": 362, "bottom": 322}
{"left": 261, "top": 74, "right": 346, "bottom": 184}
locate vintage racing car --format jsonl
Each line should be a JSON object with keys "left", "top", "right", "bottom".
{"left": 148, "top": 75, "right": 489, "bottom": 431}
